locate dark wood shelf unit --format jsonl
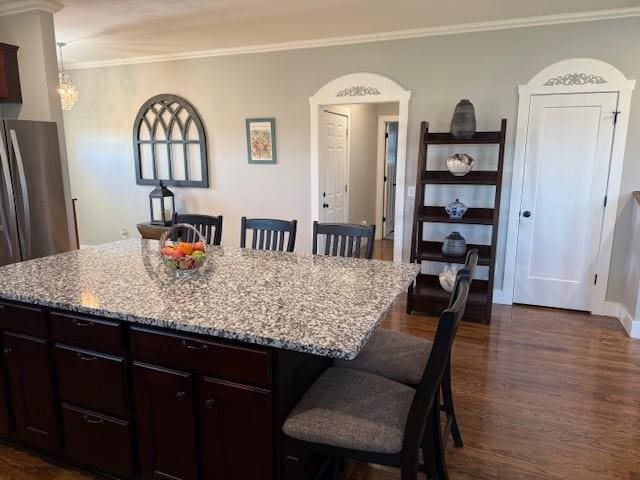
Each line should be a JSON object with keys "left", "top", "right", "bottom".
{"left": 411, "top": 274, "right": 489, "bottom": 323}
{"left": 422, "top": 170, "right": 498, "bottom": 185}
{"left": 415, "top": 241, "right": 491, "bottom": 266}
{"left": 408, "top": 119, "right": 507, "bottom": 324}
{"left": 417, "top": 206, "right": 495, "bottom": 225}
{"left": 423, "top": 131, "right": 502, "bottom": 145}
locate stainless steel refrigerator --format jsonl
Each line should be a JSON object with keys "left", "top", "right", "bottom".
{"left": 0, "top": 120, "right": 72, "bottom": 266}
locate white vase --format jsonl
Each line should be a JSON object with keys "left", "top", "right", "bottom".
{"left": 438, "top": 264, "right": 460, "bottom": 292}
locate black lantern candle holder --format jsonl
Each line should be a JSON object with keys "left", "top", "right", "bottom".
{"left": 149, "top": 181, "right": 175, "bottom": 226}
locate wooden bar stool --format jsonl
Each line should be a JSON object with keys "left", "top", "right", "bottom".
{"left": 240, "top": 217, "right": 297, "bottom": 252}
{"left": 312, "top": 221, "right": 376, "bottom": 259}
{"left": 283, "top": 278, "right": 471, "bottom": 480}
{"left": 173, "top": 213, "right": 223, "bottom": 245}
{"left": 334, "top": 249, "right": 479, "bottom": 449}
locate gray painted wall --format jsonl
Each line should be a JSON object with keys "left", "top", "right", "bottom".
{"left": 63, "top": 17, "right": 640, "bottom": 301}
{"left": 0, "top": 10, "right": 76, "bottom": 247}
{"left": 344, "top": 103, "right": 378, "bottom": 227}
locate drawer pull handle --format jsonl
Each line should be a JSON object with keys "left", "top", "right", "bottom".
{"left": 176, "top": 391, "right": 187, "bottom": 402}
{"left": 83, "top": 414, "right": 104, "bottom": 425}
{"left": 76, "top": 353, "right": 98, "bottom": 362}
{"left": 181, "top": 340, "right": 208, "bottom": 351}
{"left": 3, "top": 348, "right": 11, "bottom": 356}
{"left": 204, "top": 398, "right": 216, "bottom": 409}
{"left": 73, "top": 319, "right": 94, "bottom": 328}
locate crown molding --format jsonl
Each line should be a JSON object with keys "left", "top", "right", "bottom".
{"left": 0, "top": 0, "right": 64, "bottom": 16}
{"left": 66, "top": 6, "right": 640, "bottom": 70}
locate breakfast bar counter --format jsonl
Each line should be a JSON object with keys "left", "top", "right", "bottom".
{"left": 0, "top": 239, "right": 419, "bottom": 480}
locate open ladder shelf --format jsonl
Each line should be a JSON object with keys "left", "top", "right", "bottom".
{"left": 407, "top": 119, "right": 507, "bottom": 324}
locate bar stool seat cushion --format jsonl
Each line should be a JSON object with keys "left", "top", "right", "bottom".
{"left": 334, "top": 329, "right": 432, "bottom": 386}
{"left": 282, "top": 367, "right": 414, "bottom": 454}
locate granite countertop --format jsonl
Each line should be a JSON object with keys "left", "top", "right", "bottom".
{"left": 0, "top": 239, "right": 419, "bottom": 359}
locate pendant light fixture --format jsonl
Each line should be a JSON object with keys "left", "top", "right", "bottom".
{"left": 56, "top": 42, "right": 79, "bottom": 111}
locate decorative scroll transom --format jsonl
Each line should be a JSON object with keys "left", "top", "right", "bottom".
{"left": 543, "top": 73, "right": 607, "bottom": 86}
{"left": 133, "top": 94, "right": 208, "bottom": 188}
{"left": 336, "top": 86, "right": 381, "bottom": 97}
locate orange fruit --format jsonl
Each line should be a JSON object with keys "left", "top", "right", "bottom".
{"left": 193, "top": 242, "right": 205, "bottom": 252}
{"left": 176, "top": 242, "right": 194, "bottom": 255}
{"left": 161, "top": 246, "right": 176, "bottom": 256}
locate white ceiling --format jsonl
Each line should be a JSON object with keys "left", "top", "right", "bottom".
{"left": 43, "top": 0, "right": 640, "bottom": 67}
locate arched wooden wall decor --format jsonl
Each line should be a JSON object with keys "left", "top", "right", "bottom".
{"left": 133, "top": 94, "right": 208, "bottom": 188}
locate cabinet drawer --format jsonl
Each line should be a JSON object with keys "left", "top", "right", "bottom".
{"left": 62, "top": 404, "right": 134, "bottom": 478}
{"left": 0, "top": 302, "right": 46, "bottom": 337}
{"left": 131, "top": 328, "right": 271, "bottom": 386}
{"left": 50, "top": 312, "right": 123, "bottom": 354}
{"left": 55, "top": 344, "right": 129, "bottom": 418}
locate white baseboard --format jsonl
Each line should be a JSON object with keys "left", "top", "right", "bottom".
{"left": 593, "top": 300, "right": 622, "bottom": 318}
{"left": 492, "top": 289, "right": 510, "bottom": 305}
{"left": 619, "top": 305, "right": 640, "bottom": 339}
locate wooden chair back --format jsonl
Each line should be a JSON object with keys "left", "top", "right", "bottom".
{"left": 449, "top": 248, "right": 478, "bottom": 307}
{"left": 402, "top": 277, "right": 470, "bottom": 460}
{"left": 240, "top": 217, "right": 298, "bottom": 252}
{"left": 173, "top": 213, "right": 223, "bottom": 246}
{"left": 312, "top": 222, "right": 376, "bottom": 259}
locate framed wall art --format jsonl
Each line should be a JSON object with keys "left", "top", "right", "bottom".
{"left": 246, "top": 117, "right": 276, "bottom": 164}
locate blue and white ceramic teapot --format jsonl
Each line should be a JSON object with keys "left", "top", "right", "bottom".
{"left": 445, "top": 198, "right": 468, "bottom": 219}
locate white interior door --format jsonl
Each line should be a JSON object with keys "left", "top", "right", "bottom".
{"left": 319, "top": 110, "right": 348, "bottom": 223}
{"left": 514, "top": 92, "right": 618, "bottom": 311}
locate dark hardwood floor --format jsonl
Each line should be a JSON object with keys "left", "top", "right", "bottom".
{"left": 0, "top": 240, "right": 638, "bottom": 479}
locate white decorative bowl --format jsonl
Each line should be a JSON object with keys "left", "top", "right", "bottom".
{"left": 446, "top": 153, "right": 475, "bottom": 177}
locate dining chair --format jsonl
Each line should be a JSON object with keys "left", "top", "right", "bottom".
{"left": 173, "top": 213, "right": 223, "bottom": 246}
{"left": 312, "top": 221, "right": 376, "bottom": 259}
{"left": 334, "top": 249, "right": 479, "bottom": 450}
{"left": 283, "top": 277, "right": 471, "bottom": 480}
{"left": 240, "top": 217, "right": 297, "bottom": 252}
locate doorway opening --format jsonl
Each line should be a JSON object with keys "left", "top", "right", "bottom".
{"left": 309, "top": 73, "right": 412, "bottom": 263}
{"left": 318, "top": 103, "right": 399, "bottom": 260}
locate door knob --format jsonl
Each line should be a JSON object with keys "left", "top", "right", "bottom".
{"left": 204, "top": 398, "right": 216, "bottom": 409}
{"left": 522, "top": 211, "right": 531, "bottom": 218}
{"left": 323, "top": 203, "right": 329, "bottom": 209}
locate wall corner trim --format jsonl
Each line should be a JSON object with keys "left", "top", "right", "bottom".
{"left": 619, "top": 305, "right": 640, "bottom": 339}
{"left": 0, "top": 0, "right": 64, "bottom": 16}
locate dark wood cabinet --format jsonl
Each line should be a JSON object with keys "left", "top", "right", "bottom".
{"left": 133, "top": 362, "right": 198, "bottom": 480}
{"left": 55, "top": 344, "right": 129, "bottom": 417}
{"left": 61, "top": 403, "right": 134, "bottom": 477}
{"left": 0, "top": 362, "right": 11, "bottom": 435}
{"left": 0, "top": 43, "right": 21, "bottom": 103}
{"left": 3, "top": 332, "right": 58, "bottom": 451}
{"left": 0, "top": 303, "right": 302, "bottom": 480}
{"left": 200, "top": 377, "right": 272, "bottom": 480}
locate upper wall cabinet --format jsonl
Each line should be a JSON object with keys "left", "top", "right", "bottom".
{"left": 133, "top": 94, "right": 209, "bottom": 188}
{"left": 0, "top": 43, "right": 22, "bottom": 104}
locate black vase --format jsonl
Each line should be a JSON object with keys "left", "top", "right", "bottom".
{"left": 451, "top": 99, "right": 476, "bottom": 139}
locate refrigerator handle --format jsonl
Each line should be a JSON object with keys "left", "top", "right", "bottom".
{"left": 0, "top": 131, "right": 17, "bottom": 261}
{"left": 9, "top": 130, "right": 32, "bottom": 260}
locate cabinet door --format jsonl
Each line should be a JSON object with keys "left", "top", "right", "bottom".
{"left": 0, "top": 362, "right": 11, "bottom": 435}
{"left": 133, "top": 362, "right": 198, "bottom": 480}
{"left": 200, "top": 377, "right": 272, "bottom": 480}
{"left": 4, "top": 332, "right": 58, "bottom": 450}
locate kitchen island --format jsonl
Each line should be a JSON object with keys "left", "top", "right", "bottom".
{"left": 0, "top": 239, "right": 419, "bottom": 480}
